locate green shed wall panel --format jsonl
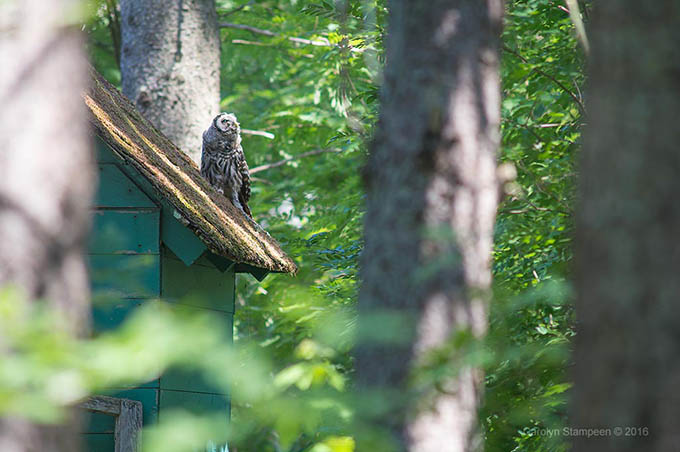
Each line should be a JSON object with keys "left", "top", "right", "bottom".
{"left": 90, "top": 210, "right": 160, "bottom": 254}
{"left": 160, "top": 204, "right": 207, "bottom": 266}
{"left": 90, "top": 297, "right": 160, "bottom": 391}
{"left": 96, "top": 137, "right": 118, "bottom": 163}
{"left": 96, "top": 164, "right": 156, "bottom": 208}
{"left": 160, "top": 367, "right": 225, "bottom": 396}
{"left": 90, "top": 254, "right": 160, "bottom": 298}
{"left": 83, "top": 411, "right": 115, "bottom": 434}
{"left": 162, "top": 250, "right": 235, "bottom": 313}
{"left": 159, "top": 390, "right": 229, "bottom": 419}
{"left": 83, "top": 433, "right": 114, "bottom": 452}
{"left": 92, "top": 298, "right": 146, "bottom": 332}
{"left": 161, "top": 312, "right": 232, "bottom": 394}
{"left": 86, "top": 139, "right": 236, "bottom": 452}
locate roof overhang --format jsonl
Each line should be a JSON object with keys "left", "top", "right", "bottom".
{"left": 85, "top": 67, "right": 297, "bottom": 278}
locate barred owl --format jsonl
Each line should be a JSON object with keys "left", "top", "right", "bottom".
{"left": 201, "top": 113, "right": 252, "bottom": 217}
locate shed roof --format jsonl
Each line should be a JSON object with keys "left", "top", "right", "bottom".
{"left": 84, "top": 68, "right": 297, "bottom": 274}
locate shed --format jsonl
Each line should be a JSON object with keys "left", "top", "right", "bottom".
{"left": 82, "top": 68, "right": 297, "bottom": 451}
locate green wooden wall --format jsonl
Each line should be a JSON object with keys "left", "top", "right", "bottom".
{"left": 85, "top": 140, "right": 234, "bottom": 451}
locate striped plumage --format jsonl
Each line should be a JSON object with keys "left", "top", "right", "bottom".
{"left": 201, "top": 113, "right": 252, "bottom": 217}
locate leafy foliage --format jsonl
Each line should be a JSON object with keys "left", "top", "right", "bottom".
{"left": 88, "top": 0, "right": 384, "bottom": 450}
{"left": 483, "top": 1, "right": 587, "bottom": 450}
{"left": 212, "top": 2, "right": 387, "bottom": 449}
{"left": 0, "top": 1, "right": 589, "bottom": 451}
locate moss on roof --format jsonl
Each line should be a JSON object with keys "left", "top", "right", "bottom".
{"left": 84, "top": 67, "right": 297, "bottom": 274}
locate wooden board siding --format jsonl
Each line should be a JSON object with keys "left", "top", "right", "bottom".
{"left": 159, "top": 204, "right": 207, "bottom": 266}
{"left": 85, "top": 142, "right": 234, "bottom": 451}
{"left": 86, "top": 147, "right": 162, "bottom": 451}
{"left": 159, "top": 390, "right": 229, "bottom": 419}
{"left": 83, "top": 433, "right": 115, "bottom": 451}
{"left": 160, "top": 314, "right": 233, "bottom": 394}
{"left": 90, "top": 254, "right": 160, "bottom": 299}
{"left": 161, "top": 249, "right": 235, "bottom": 314}
{"left": 90, "top": 146, "right": 161, "bottom": 302}
{"left": 92, "top": 298, "right": 148, "bottom": 332}
{"left": 90, "top": 211, "right": 160, "bottom": 254}
{"left": 160, "top": 247, "right": 234, "bottom": 396}
{"left": 96, "top": 164, "right": 157, "bottom": 209}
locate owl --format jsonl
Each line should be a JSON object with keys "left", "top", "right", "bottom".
{"left": 201, "top": 113, "right": 252, "bottom": 217}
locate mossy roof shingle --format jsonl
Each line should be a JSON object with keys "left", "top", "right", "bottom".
{"left": 84, "top": 68, "right": 297, "bottom": 274}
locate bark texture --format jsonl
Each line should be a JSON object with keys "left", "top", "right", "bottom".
{"left": 357, "top": 1, "right": 503, "bottom": 451}
{"left": 120, "top": 0, "right": 220, "bottom": 164}
{"left": 0, "top": 0, "right": 94, "bottom": 451}
{"left": 574, "top": 3, "right": 680, "bottom": 452}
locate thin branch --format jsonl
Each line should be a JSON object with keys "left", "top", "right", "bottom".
{"left": 250, "top": 149, "right": 341, "bottom": 174}
{"left": 220, "top": 21, "right": 365, "bottom": 53}
{"left": 222, "top": 22, "right": 276, "bottom": 37}
{"left": 499, "top": 201, "right": 569, "bottom": 216}
{"left": 501, "top": 208, "right": 532, "bottom": 215}
{"left": 242, "top": 129, "right": 275, "bottom": 139}
{"left": 502, "top": 45, "right": 586, "bottom": 116}
{"left": 251, "top": 176, "right": 273, "bottom": 185}
{"left": 503, "top": 116, "right": 546, "bottom": 143}
{"left": 221, "top": 21, "right": 330, "bottom": 46}
{"left": 526, "top": 198, "right": 569, "bottom": 215}
{"left": 231, "top": 39, "right": 315, "bottom": 58}
{"left": 572, "top": 76, "right": 583, "bottom": 104}
{"left": 231, "top": 39, "right": 269, "bottom": 47}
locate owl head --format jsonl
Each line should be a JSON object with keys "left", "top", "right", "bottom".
{"left": 213, "top": 113, "right": 240, "bottom": 138}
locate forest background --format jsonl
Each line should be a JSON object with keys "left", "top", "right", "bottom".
{"left": 1, "top": 1, "right": 587, "bottom": 451}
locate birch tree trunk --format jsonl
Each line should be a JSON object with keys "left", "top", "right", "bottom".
{"left": 119, "top": 0, "right": 220, "bottom": 164}
{"left": 357, "top": 1, "right": 503, "bottom": 451}
{"left": 574, "top": 3, "right": 680, "bottom": 451}
{"left": 0, "top": 0, "right": 94, "bottom": 450}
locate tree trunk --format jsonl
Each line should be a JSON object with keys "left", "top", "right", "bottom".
{"left": 356, "top": 1, "right": 503, "bottom": 451}
{"left": 574, "top": 3, "right": 680, "bottom": 452}
{"left": 119, "top": 0, "right": 220, "bottom": 164}
{"left": 0, "top": 0, "right": 94, "bottom": 450}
